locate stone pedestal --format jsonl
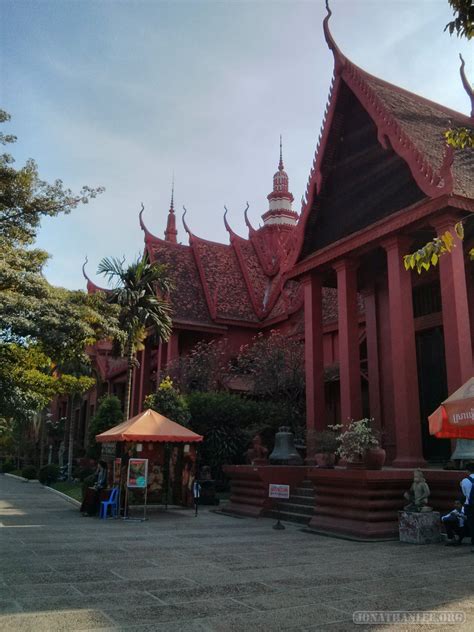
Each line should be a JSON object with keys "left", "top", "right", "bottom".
{"left": 399, "top": 511, "right": 441, "bottom": 544}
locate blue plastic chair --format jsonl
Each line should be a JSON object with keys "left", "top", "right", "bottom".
{"left": 100, "top": 487, "right": 119, "bottom": 519}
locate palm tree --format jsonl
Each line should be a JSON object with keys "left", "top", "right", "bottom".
{"left": 98, "top": 255, "right": 173, "bottom": 420}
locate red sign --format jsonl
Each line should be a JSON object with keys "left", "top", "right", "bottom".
{"left": 269, "top": 484, "right": 290, "bottom": 499}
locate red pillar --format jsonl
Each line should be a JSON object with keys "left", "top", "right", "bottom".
{"left": 333, "top": 259, "right": 362, "bottom": 424}
{"left": 362, "top": 285, "right": 382, "bottom": 431}
{"left": 130, "top": 350, "right": 142, "bottom": 418}
{"left": 383, "top": 236, "right": 425, "bottom": 467}
{"left": 166, "top": 332, "right": 179, "bottom": 367}
{"left": 138, "top": 338, "right": 152, "bottom": 412}
{"left": 303, "top": 272, "right": 326, "bottom": 457}
{"left": 433, "top": 216, "right": 473, "bottom": 392}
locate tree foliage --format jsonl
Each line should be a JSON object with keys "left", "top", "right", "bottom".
{"left": 98, "top": 255, "right": 173, "bottom": 419}
{"left": 445, "top": 0, "right": 473, "bottom": 39}
{"left": 87, "top": 395, "right": 123, "bottom": 459}
{"left": 232, "top": 331, "right": 305, "bottom": 407}
{"left": 0, "top": 109, "right": 117, "bottom": 429}
{"left": 166, "top": 339, "right": 228, "bottom": 393}
{"left": 404, "top": 220, "right": 474, "bottom": 274}
{"left": 0, "top": 110, "right": 103, "bottom": 245}
{"left": 445, "top": 127, "right": 474, "bottom": 149}
{"left": 144, "top": 377, "right": 190, "bottom": 426}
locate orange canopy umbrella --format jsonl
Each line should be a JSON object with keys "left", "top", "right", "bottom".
{"left": 96, "top": 408, "right": 203, "bottom": 443}
{"left": 429, "top": 377, "right": 474, "bottom": 439}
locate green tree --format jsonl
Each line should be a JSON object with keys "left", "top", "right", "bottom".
{"left": 98, "top": 255, "right": 173, "bottom": 420}
{"left": 0, "top": 110, "right": 103, "bottom": 245}
{"left": 0, "top": 109, "right": 118, "bottom": 460}
{"left": 445, "top": 0, "right": 473, "bottom": 39}
{"left": 166, "top": 339, "right": 228, "bottom": 393}
{"left": 87, "top": 395, "right": 123, "bottom": 460}
{"left": 144, "top": 376, "right": 190, "bottom": 426}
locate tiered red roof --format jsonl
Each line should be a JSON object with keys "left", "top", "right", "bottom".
{"left": 285, "top": 4, "right": 474, "bottom": 271}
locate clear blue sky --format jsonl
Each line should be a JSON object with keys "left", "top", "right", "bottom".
{"left": 1, "top": 0, "right": 471, "bottom": 289}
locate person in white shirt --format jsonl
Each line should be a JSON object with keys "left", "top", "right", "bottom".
{"left": 441, "top": 499, "right": 468, "bottom": 545}
{"left": 460, "top": 462, "right": 474, "bottom": 551}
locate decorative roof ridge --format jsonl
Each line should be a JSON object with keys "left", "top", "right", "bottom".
{"left": 182, "top": 205, "right": 235, "bottom": 248}
{"left": 459, "top": 53, "right": 474, "bottom": 120}
{"left": 82, "top": 256, "right": 109, "bottom": 294}
{"left": 230, "top": 234, "right": 267, "bottom": 320}
{"left": 181, "top": 206, "right": 194, "bottom": 243}
{"left": 244, "top": 203, "right": 257, "bottom": 236}
{"left": 323, "top": 0, "right": 346, "bottom": 75}
{"left": 283, "top": 70, "right": 341, "bottom": 273}
{"left": 261, "top": 274, "right": 288, "bottom": 317}
{"left": 343, "top": 58, "right": 454, "bottom": 197}
{"left": 139, "top": 203, "right": 177, "bottom": 246}
{"left": 355, "top": 59, "right": 474, "bottom": 126}
{"left": 249, "top": 230, "right": 280, "bottom": 277}
{"left": 223, "top": 205, "right": 246, "bottom": 242}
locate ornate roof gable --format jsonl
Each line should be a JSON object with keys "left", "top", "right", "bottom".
{"left": 285, "top": 2, "right": 474, "bottom": 269}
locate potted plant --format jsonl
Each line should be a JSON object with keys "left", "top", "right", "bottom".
{"left": 314, "top": 429, "right": 338, "bottom": 468}
{"left": 329, "top": 419, "right": 385, "bottom": 469}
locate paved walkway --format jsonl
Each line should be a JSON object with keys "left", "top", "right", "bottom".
{"left": 1, "top": 475, "right": 474, "bottom": 632}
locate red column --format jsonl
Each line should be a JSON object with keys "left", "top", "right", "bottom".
{"left": 333, "top": 259, "right": 362, "bottom": 424}
{"left": 432, "top": 216, "right": 473, "bottom": 392}
{"left": 383, "top": 236, "right": 425, "bottom": 467}
{"left": 362, "top": 285, "right": 382, "bottom": 430}
{"left": 130, "top": 350, "right": 142, "bottom": 418}
{"left": 156, "top": 340, "right": 163, "bottom": 387}
{"left": 303, "top": 272, "right": 326, "bottom": 457}
{"left": 166, "top": 332, "right": 179, "bottom": 367}
{"left": 138, "top": 338, "right": 152, "bottom": 412}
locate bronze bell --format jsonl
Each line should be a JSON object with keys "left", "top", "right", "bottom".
{"left": 269, "top": 426, "right": 303, "bottom": 465}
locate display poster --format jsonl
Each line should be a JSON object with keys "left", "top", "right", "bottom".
{"left": 127, "top": 458, "right": 148, "bottom": 488}
{"left": 113, "top": 458, "right": 122, "bottom": 486}
{"left": 268, "top": 484, "right": 290, "bottom": 499}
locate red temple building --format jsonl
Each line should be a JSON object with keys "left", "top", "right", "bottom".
{"left": 54, "top": 7, "right": 474, "bottom": 485}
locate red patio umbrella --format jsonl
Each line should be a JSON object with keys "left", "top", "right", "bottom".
{"left": 428, "top": 377, "right": 474, "bottom": 439}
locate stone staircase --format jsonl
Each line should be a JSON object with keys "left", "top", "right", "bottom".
{"left": 266, "top": 479, "right": 315, "bottom": 525}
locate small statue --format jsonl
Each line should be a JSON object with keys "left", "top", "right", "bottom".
{"left": 403, "top": 469, "right": 432, "bottom": 512}
{"left": 245, "top": 434, "right": 268, "bottom": 465}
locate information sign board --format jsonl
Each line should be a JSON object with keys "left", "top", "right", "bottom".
{"left": 268, "top": 484, "right": 290, "bottom": 499}
{"left": 127, "top": 458, "right": 148, "bottom": 489}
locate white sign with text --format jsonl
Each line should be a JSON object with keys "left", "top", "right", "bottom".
{"left": 269, "top": 484, "right": 290, "bottom": 499}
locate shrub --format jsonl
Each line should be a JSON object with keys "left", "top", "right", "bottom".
{"left": 39, "top": 464, "right": 60, "bottom": 485}
{"left": 144, "top": 377, "right": 190, "bottom": 426}
{"left": 21, "top": 465, "right": 37, "bottom": 480}
{"left": 186, "top": 392, "right": 298, "bottom": 477}
{"left": 73, "top": 466, "right": 96, "bottom": 482}
{"left": 1, "top": 460, "right": 15, "bottom": 473}
{"left": 87, "top": 395, "right": 123, "bottom": 459}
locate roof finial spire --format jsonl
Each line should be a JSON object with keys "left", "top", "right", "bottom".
{"left": 164, "top": 177, "right": 178, "bottom": 243}
{"left": 170, "top": 173, "right": 175, "bottom": 212}
{"left": 279, "top": 134, "right": 284, "bottom": 171}
{"left": 459, "top": 53, "right": 474, "bottom": 119}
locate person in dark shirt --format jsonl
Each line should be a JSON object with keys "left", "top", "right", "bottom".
{"left": 460, "top": 462, "right": 474, "bottom": 552}
{"left": 80, "top": 461, "right": 108, "bottom": 516}
{"left": 441, "top": 499, "right": 469, "bottom": 546}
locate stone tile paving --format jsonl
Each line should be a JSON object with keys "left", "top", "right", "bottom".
{"left": 1, "top": 475, "right": 474, "bottom": 631}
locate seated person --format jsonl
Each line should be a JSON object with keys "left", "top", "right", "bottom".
{"left": 441, "top": 498, "right": 469, "bottom": 546}
{"left": 80, "top": 461, "right": 108, "bottom": 516}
